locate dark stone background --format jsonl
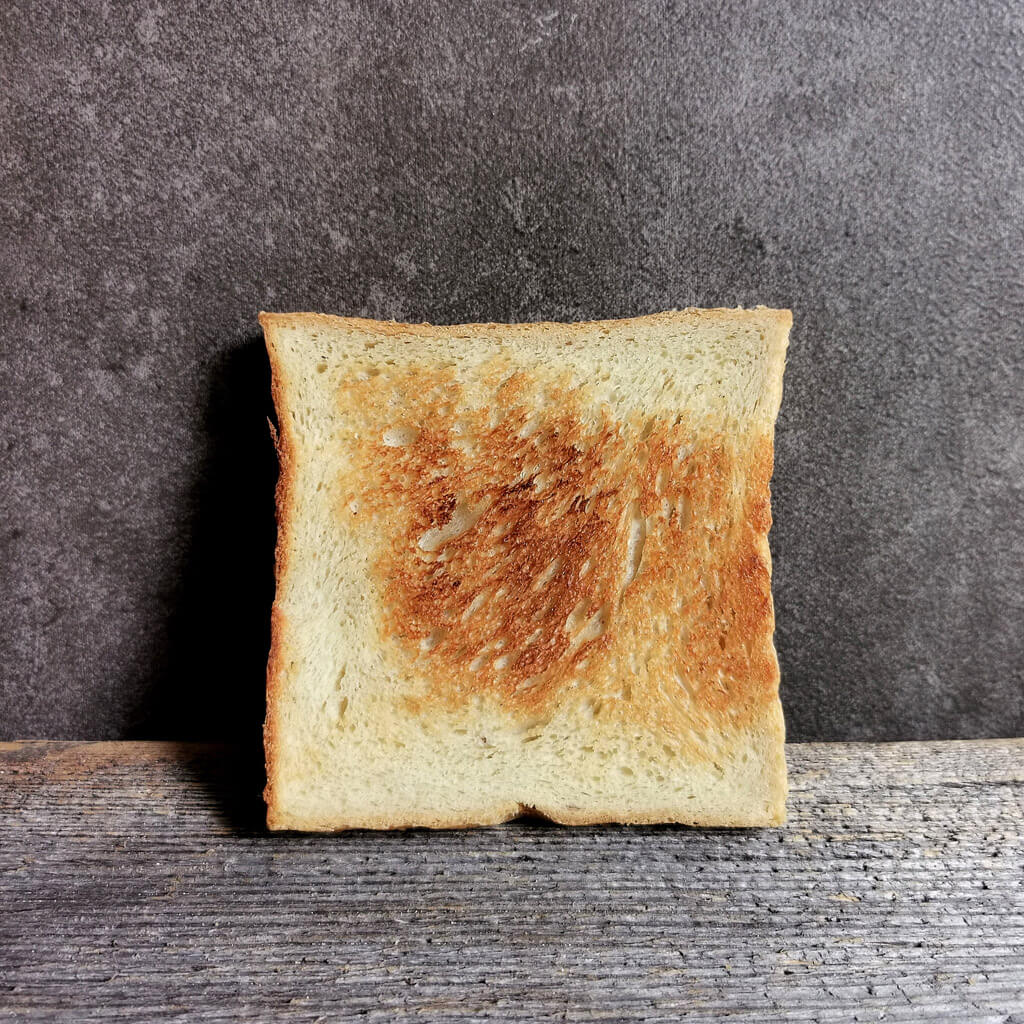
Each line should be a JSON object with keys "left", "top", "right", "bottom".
{"left": 2, "top": 1, "right": 1022, "bottom": 742}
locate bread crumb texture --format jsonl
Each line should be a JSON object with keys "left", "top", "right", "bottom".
{"left": 261, "top": 309, "right": 790, "bottom": 830}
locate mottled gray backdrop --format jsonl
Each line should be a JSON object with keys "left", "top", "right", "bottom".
{"left": 2, "top": 1, "right": 1022, "bottom": 741}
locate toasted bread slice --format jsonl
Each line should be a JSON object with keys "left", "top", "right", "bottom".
{"left": 261, "top": 309, "right": 790, "bottom": 830}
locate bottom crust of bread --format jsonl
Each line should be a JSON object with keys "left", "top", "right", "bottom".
{"left": 267, "top": 804, "right": 786, "bottom": 832}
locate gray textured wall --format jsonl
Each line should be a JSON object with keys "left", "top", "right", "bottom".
{"left": 2, "top": 1, "right": 1022, "bottom": 742}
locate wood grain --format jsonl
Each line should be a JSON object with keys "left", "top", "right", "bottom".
{"left": 1, "top": 739, "right": 1022, "bottom": 1022}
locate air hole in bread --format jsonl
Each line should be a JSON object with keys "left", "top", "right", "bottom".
{"left": 676, "top": 493, "right": 692, "bottom": 529}
{"left": 519, "top": 628, "right": 541, "bottom": 650}
{"left": 519, "top": 414, "right": 541, "bottom": 439}
{"left": 533, "top": 557, "right": 561, "bottom": 591}
{"left": 417, "top": 498, "right": 489, "bottom": 553}
{"left": 564, "top": 599, "right": 589, "bottom": 635}
{"left": 674, "top": 671, "right": 697, "bottom": 700}
{"left": 382, "top": 425, "right": 419, "bottom": 447}
{"left": 421, "top": 627, "right": 447, "bottom": 652}
{"left": 462, "top": 588, "right": 491, "bottom": 622}
{"left": 621, "top": 501, "right": 646, "bottom": 593}
{"left": 572, "top": 604, "right": 609, "bottom": 649}
{"left": 490, "top": 519, "right": 514, "bottom": 540}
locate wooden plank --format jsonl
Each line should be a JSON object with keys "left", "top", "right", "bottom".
{"left": 1, "top": 739, "right": 1022, "bottom": 1022}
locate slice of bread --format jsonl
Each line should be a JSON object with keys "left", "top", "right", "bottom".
{"left": 261, "top": 308, "right": 790, "bottom": 830}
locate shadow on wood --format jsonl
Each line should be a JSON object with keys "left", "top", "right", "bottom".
{"left": 129, "top": 335, "right": 276, "bottom": 828}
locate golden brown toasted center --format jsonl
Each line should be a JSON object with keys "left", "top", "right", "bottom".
{"left": 339, "top": 367, "right": 775, "bottom": 727}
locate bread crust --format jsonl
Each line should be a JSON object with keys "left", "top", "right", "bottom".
{"left": 267, "top": 809, "right": 782, "bottom": 831}
{"left": 260, "top": 312, "right": 297, "bottom": 821}
{"left": 258, "top": 307, "right": 792, "bottom": 344}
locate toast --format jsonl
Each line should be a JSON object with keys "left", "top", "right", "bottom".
{"left": 261, "top": 309, "right": 790, "bottom": 829}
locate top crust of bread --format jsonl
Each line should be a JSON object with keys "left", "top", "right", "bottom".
{"left": 261, "top": 308, "right": 790, "bottom": 830}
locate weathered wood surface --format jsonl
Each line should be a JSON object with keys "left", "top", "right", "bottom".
{"left": 1, "top": 740, "right": 1022, "bottom": 1022}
